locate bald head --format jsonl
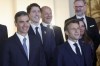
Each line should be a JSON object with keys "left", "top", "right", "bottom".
{"left": 41, "top": 6, "right": 52, "bottom": 24}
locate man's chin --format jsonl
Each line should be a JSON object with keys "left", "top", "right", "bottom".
{"left": 76, "top": 13, "right": 83, "bottom": 16}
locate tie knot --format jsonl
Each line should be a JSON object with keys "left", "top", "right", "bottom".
{"left": 74, "top": 43, "right": 78, "bottom": 47}
{"left": 78, "top": 17, "right": 84, "bottom": 21}
{"left": 23, "top": 37, "right": 26, "bottom": 42}
{"left": 35, "top": 27, "right": 39, "bottom": 30}
{"left": 47, "top": 25, "right": 50, "bottom": 28}
{"left": 81, "top": 17, "right": 84, "bottom": 20}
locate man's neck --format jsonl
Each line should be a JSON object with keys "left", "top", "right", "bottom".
{"left": 31, "top": 22, "right": 40, "bottom": 26}
{"left": 68, "top": 38, "right": 78, "bottom": 43}
{"left": 17, "top": 32, "right": 28, "bottom": 37}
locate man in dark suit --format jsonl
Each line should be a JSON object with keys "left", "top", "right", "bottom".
{"left": 41, "top": 6, "right": 64, "bottom": 46}
{"left": 65, "top": 0, "right": 100, "bottom": 66}
{"left": 27, "top": 3, "right": 56, "bottom": 66}
{"left": 2, "top": 11, "right": 46, "bottom": 66}
{"left": 0, "top": 24, "right": 8, "bottom": 66}
{"left": 57, "top": 19, "right": 92, "bottom": 66}
{"left": 41, "top": 6, "right": 64, "bottom": 66}
{"left": 65, "top": 0, "right": 100, "bottom": 50}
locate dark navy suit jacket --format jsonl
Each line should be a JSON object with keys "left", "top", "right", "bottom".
{"left": 65, "top": 16, "right": 100, "bottom": 66}
{"left": 28, "top": 24, "right": 56, "bottom": 66}
{"left": 2, "top": 33, "right": 46, "bottom": 66}
{"left": 53, "top": 26, "right": 64, "bottom": 46}
{"left": 65, "top": 16, "right": 100, "bottom": 50}
{"left": 57, "top": 40, "right": 92, "bottom": 66}
{"left": 0, "top": 24, "right": 8, "bottom": 66}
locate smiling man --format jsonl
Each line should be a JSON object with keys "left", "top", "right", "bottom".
{"left": 2, "top": 11, "right": 46, "bottom": 66}
{"left": 57, "top": 19, "right": 92, "bottom": 66}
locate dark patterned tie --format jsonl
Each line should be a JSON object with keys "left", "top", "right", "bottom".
{"left": 35, "top": 27, "right": 41, "bottom": 41}
{"left": 74, "top": 43, "right": 81, "bottom": 56}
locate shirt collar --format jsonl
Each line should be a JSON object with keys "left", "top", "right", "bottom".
{"left": 76, "top": 15, "right": 85, "bottom": 19}
{"left": 68, "top": 39, "right": 79, "bottom": 45}
{"left": 41, "top": 22, "right": 53, "bottom": 29}
{"left": 30, "top": 22, "right": 41, "bottom": 29}
{"left": 16, "top": 32, "right": 28, "bottom": 44}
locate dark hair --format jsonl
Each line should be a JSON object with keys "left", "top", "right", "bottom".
{"left": 27, "top": 3, "right": 41, "bottom": 14}
{"left": 14, "top": 11, "right": 28, "bottom": 23}
{"left": 64, "top": 19, "right": 79, "bottom": 31}
{"left": 74, "top": 0, "right": 86, "bottom": 4}
{"left": 78, "top": 18, "right": 86, "bottom": 29}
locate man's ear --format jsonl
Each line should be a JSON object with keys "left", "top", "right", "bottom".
{"left": 65, "top": 30, "right": 69, "bottom": 35}
{"left": 15, "top": 21, "right": 17, "bottom": 27}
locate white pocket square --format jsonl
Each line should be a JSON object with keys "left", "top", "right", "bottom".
{"left": 90, "top": 25, "right": 94, "bottom": 27}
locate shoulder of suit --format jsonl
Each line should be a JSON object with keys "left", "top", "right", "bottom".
{"left": 79, "top": 39, "right": 91, "bottom": 48}
{"left": 4, "top": 33, "right": 16, "bottom": 46}
{"left": 53, "top": 25, "right": 61, "bottom": 29}
{"left": 65, "top": 16, "right": 76, "bottom": 23}
{"left": 85, "top": 16, "right": 95, "bottom": 20}
{"left": 0, "top": 24, "right": 7, "bottom": 28}
{"left": 57, "top": 43, "right": 66, "bottom": 50}
{"left": 58, "top": 42, "right": 68, "bottom": 48}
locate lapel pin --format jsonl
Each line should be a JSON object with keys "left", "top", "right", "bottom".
{"left": 44, "top": 31, "right": 46, "bottom": 34}
{"left": 90, "top": 25, "right": 94, "bottom": 27}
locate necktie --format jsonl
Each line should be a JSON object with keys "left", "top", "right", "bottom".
{"left": 35, "top": 27, "right": 41, "bottom": 41}
{"left": 23, "top": 37, "right": 28, "bottom": 57}
{"left": 47, "top": 25, "right": 50, "bottom": 28}
{"left": 74, "top": 43, "right": 81, "bottom": 56}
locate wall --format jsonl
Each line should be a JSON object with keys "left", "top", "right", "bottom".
{"left": 0, "top": 0, "right": 71, "bottom": 38}
{"left": 69, "top": 0, "right": 75, "bottom": 17}
{"left": 0, "top": 0, "right": 15, "bottom": 37}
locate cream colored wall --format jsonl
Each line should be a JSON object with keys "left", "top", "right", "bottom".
{"left": 0, "top": 0, "right": 70, "bottom": 38}
{"left": 0, "top": 0, "right": 15, "bottom": 37}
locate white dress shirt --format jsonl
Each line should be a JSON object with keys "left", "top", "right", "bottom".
{"left": 16, "top": 33, "right": 30, "bottom": 60}
{"left": 76, "top": 15, "right": 88, "bottom": 29}
{"left": 30, "top": 23, "right": 43, "bottom": 41}
{"left": 41, "top": 22, "right": 53, "bottom": 29}
{"left": 67, "top": 39, "right": 82, "bottom": 54}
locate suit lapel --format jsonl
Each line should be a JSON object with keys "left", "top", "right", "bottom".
{"left": 40, "top": 24, "right": 48, "bottom": 44}
{"left": 13, "top": 33, "right": 28, "bottom": 60}
{"left": 28, "top": 26, "right": 35, "bottom": 35}
{"left": 78, "top": 40, "right": 86, "bottom": 63}
{"left": 29, "top": 34, "right": 35, "bottom": 61}
{"left": 85, "top": 16, "right": 94, "bottom": 30}
{"left": 65, "top": 41, "right": 80, "bottom": 65}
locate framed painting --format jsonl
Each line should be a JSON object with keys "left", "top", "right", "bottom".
{"left": 86, "top": 0, "right": 100, "bottom": 23}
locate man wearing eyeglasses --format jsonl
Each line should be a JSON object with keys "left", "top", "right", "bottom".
{"left": 65, "top": 0, "right": 100, "bottom": 66}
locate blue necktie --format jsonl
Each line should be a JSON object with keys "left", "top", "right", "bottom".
{"left": 74, "top": 43, "right": 81, "bottom": 56}
{"left": 23, "top": 37, "right": 28, "bottom": 57}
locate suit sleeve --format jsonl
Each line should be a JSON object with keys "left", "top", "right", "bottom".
{"left": 2, "top": 42, "right": 10, "bottom": 66}
{"left": 59, "top": 28, "right": 64, "bottom": 44}
{"left": 90, "top": 18, "right": 100, "bottom": 50}
{"left": 40, "top": 45, "right": 46, "bottom": 66}
{"left": 57, "top": 47, "right": 63, "bottom": 66}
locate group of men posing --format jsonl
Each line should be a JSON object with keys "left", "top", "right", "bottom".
{"left": 0, "top": 0, "right": 100, "bottom": 66}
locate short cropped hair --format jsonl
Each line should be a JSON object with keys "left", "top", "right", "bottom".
{"left": 74, "top": 0, "right": 86, "bottom": 4}
{"left": 64, "top": 19, "right": 79, "bottom": 31}
{"left": 27, "top": 3, "right": 41, "bottom": 14}
{"left": 14, "top": 11, "right": 28, "bottom": 23}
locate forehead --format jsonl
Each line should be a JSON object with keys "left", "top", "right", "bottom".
{"left": 17, "top": 15, "right": 29, "bottom": 21}
{"left": 31, "top": 6, "right": 40, "bottom": 11}
{"left": 68, "top": 23, "right": 79, "bottom": 29}
{"left": 42, "top": 7, "right": 52, "bottom": 12}
{"left": 74, "top": 1, "right": 84, "bottom": 6}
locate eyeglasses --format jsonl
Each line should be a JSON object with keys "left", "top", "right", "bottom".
{"left": 75, "top": 6, "right": 84, "bottom": 8}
